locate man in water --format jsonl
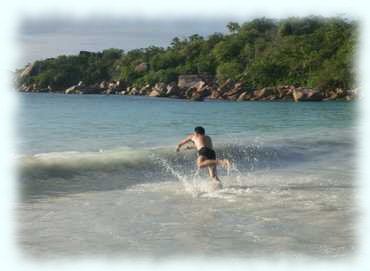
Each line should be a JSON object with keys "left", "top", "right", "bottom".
{"left": 176, "top": 126, "right": 230, "bottom": 190}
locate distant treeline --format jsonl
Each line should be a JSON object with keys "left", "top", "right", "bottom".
{"left": 17, "top": 16, "right": 357, "bottom": 91}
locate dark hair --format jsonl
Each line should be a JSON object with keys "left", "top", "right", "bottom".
{"left": 194, "top": 126, "right": 205, "bottom": 135}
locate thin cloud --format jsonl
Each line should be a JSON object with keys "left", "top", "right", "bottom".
{"left": 17, "top": 17, "right": 237, "bottom": 66}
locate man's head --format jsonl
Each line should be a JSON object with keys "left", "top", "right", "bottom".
{"left": 194, "top": 126, "right": 205, "bottom": 135}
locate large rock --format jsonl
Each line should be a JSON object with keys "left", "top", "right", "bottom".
{"left": 182, "top": 81, "right": 208, "bottom": 99}
{"left": 134, "top": 62, "right": 148, "bottom": 73}
{"left": 147, "top": 82, "right": 167, "bottom": 97}
{"left": 223, "top": 82, "right": 244, "bottom": 100}
{"left": 129, "top": 87, "right": 139, "bottom": 96}
{"left": 193, "top": 81, "right": 206, "bottom": 92}
{"left": 250, "top": 87, "right": 277, "bottom": 100}
{"left": 20, "top": 63, "right": 34, "bottom": 78}
{"left": 149, "top": 89, "right": 162, "bottom": 97}
{"left": 65, "top": 84, "right": 102, "bottom": 94}
{"left": 165, "top": 82, "right": 180, "bottom": 97}
{"left": 108, "top": 81, "right": 116, "bottom": 90}
{"left": 275, "top": 85, "right": 294, "bottom": 99}
{"left": 115, "top": 80, "right": 126, "bottom": 91}
{"left": 207, "top": 90, "right": 222, "bottom": 99}
{"left": 198, "top": 86, "right": 212, "bottom": 98}
{"left": 335, "top": 88, "right": 346, "bottom": 99}
{"left": 99, "top": 81, "right": 108, "bottom": 89}
{"left": 29, "top": 83, "right": 38, "bottom": 92}
{"left": 303, "top": 92, "right": 323, "bottom": 101}
{"left": 139, "top": 84, "right": 152, "bottom": 95}
{"left": 185, "top": 87, "right": 195, "bottom": 99}
{"left": 178, "top": 75, "right": 203, "bottom": 89}
{"left": 217, "top": 79, "right": 235, "bottom": 95}
{"left": 292, "top": 88, "right": 323, "bottom": 101}
{"left": 323, "top": 91, "right": 337, "bottom": 101}
{"left": 65, "top": 85, "right": 80, "bottom": 94}
{"left": 18, "top": 84, "right": 31, "bottom": 92}
{"left": 323, "top": 88, "right": 349, "bottom": 101}
{"left": 153, "top": 82, "right": 167, "bottom": 93}
{"left": 190, "top": 93, "right": 204, "bottom": 101}
{"left": 102, "top": 80, "right": 126, "bottom": 94}
{"left": 125, "top": 87, "right": 132, "bottom": 95}
{"left": 105, "top": 88, "right": 114, "bottom": 95}
{"left": 292, "top": 88, "right": 303, "bottom": 101}
{"left": 237, "top": 91, "right": 252, "bottom": 101}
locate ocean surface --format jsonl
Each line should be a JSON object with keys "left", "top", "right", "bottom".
{"left": 16, "top": 93, "right": 358, "bottom": 259}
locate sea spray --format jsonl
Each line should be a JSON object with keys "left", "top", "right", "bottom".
{"left": 149, "top": 150, "right": 253, "bottom": 198}
{"left": 149, "top": 153, "right": 207, "bottom": 197}
{"left": 19, "top": 137, "right": 353, "bottom": 201}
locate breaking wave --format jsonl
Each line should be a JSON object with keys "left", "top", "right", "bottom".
{"left": 19, "top": 136, "right": 352, "bottom": 181}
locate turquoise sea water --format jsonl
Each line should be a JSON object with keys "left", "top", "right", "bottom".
{"left": 17, "top": 93, "right": 357, "bottom": 259}
{"left": 18, "top": 93, "right": 355, "bottom": 154}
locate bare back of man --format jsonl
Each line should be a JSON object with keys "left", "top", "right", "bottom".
{"left": 176, "top": 127, "right": 230, "bottom": 190}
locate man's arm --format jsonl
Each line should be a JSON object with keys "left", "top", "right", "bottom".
{"left": 176, "top": 134, "right": 193, "bottom": 152}
{"left": 184, "top": 143, "right": 196, "bottom": 150}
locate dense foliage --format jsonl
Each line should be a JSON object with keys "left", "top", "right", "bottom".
{"left": 18, "top": 16, "right": 357, "bottom": 91}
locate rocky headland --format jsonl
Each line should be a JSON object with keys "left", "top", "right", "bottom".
{"left": 17, "top": 72, "right": 358, "bottom": 102}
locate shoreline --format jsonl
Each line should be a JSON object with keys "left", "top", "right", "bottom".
{"left": 16, "top": 17, "right": 356, "bottom": 103}
{"left": 17, "top": 76, "right": 358, "bottom": 102}
{"left": 17, "top": 91, "right": 357, "bottom": 104}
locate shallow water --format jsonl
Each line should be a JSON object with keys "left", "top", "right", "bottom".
{"left": 16, "top": 93, "right": 357, "bottom": 259}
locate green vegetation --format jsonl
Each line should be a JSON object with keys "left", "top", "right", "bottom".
{"left": 18, "top": 16, "right": 357, "bottom": 91}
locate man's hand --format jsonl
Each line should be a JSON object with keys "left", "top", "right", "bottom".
{"left": 176, "top": 134, "right": 193, "bottom": 153}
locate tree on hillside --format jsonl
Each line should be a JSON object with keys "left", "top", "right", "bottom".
{"left": 18, "top": 16, "right": 356, "bottom": 91}
{"left": 227, "top": 22, "right": 241, "bottom": 34}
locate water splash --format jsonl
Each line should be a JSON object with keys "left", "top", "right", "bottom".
{"left": 150, "top": 153, "right": 195, "bottom": 193}
{"left": 149, "top": 152, "right": 252, "bottom": 200}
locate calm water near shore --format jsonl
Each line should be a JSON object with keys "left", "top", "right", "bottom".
{"left": 17, "top": 93, "right": 357, "bottom": 259}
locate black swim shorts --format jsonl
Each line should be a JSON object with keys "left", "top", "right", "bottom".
{"left": 198, "top": 147, "right": 216, "bottom": 160}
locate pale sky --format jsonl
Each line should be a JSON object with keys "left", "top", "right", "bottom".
{"left": 17, "top": 17, "right": 238, "bottom": 67}
{"left": 16, "top": 14, "right": 354, "bottom": 68}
